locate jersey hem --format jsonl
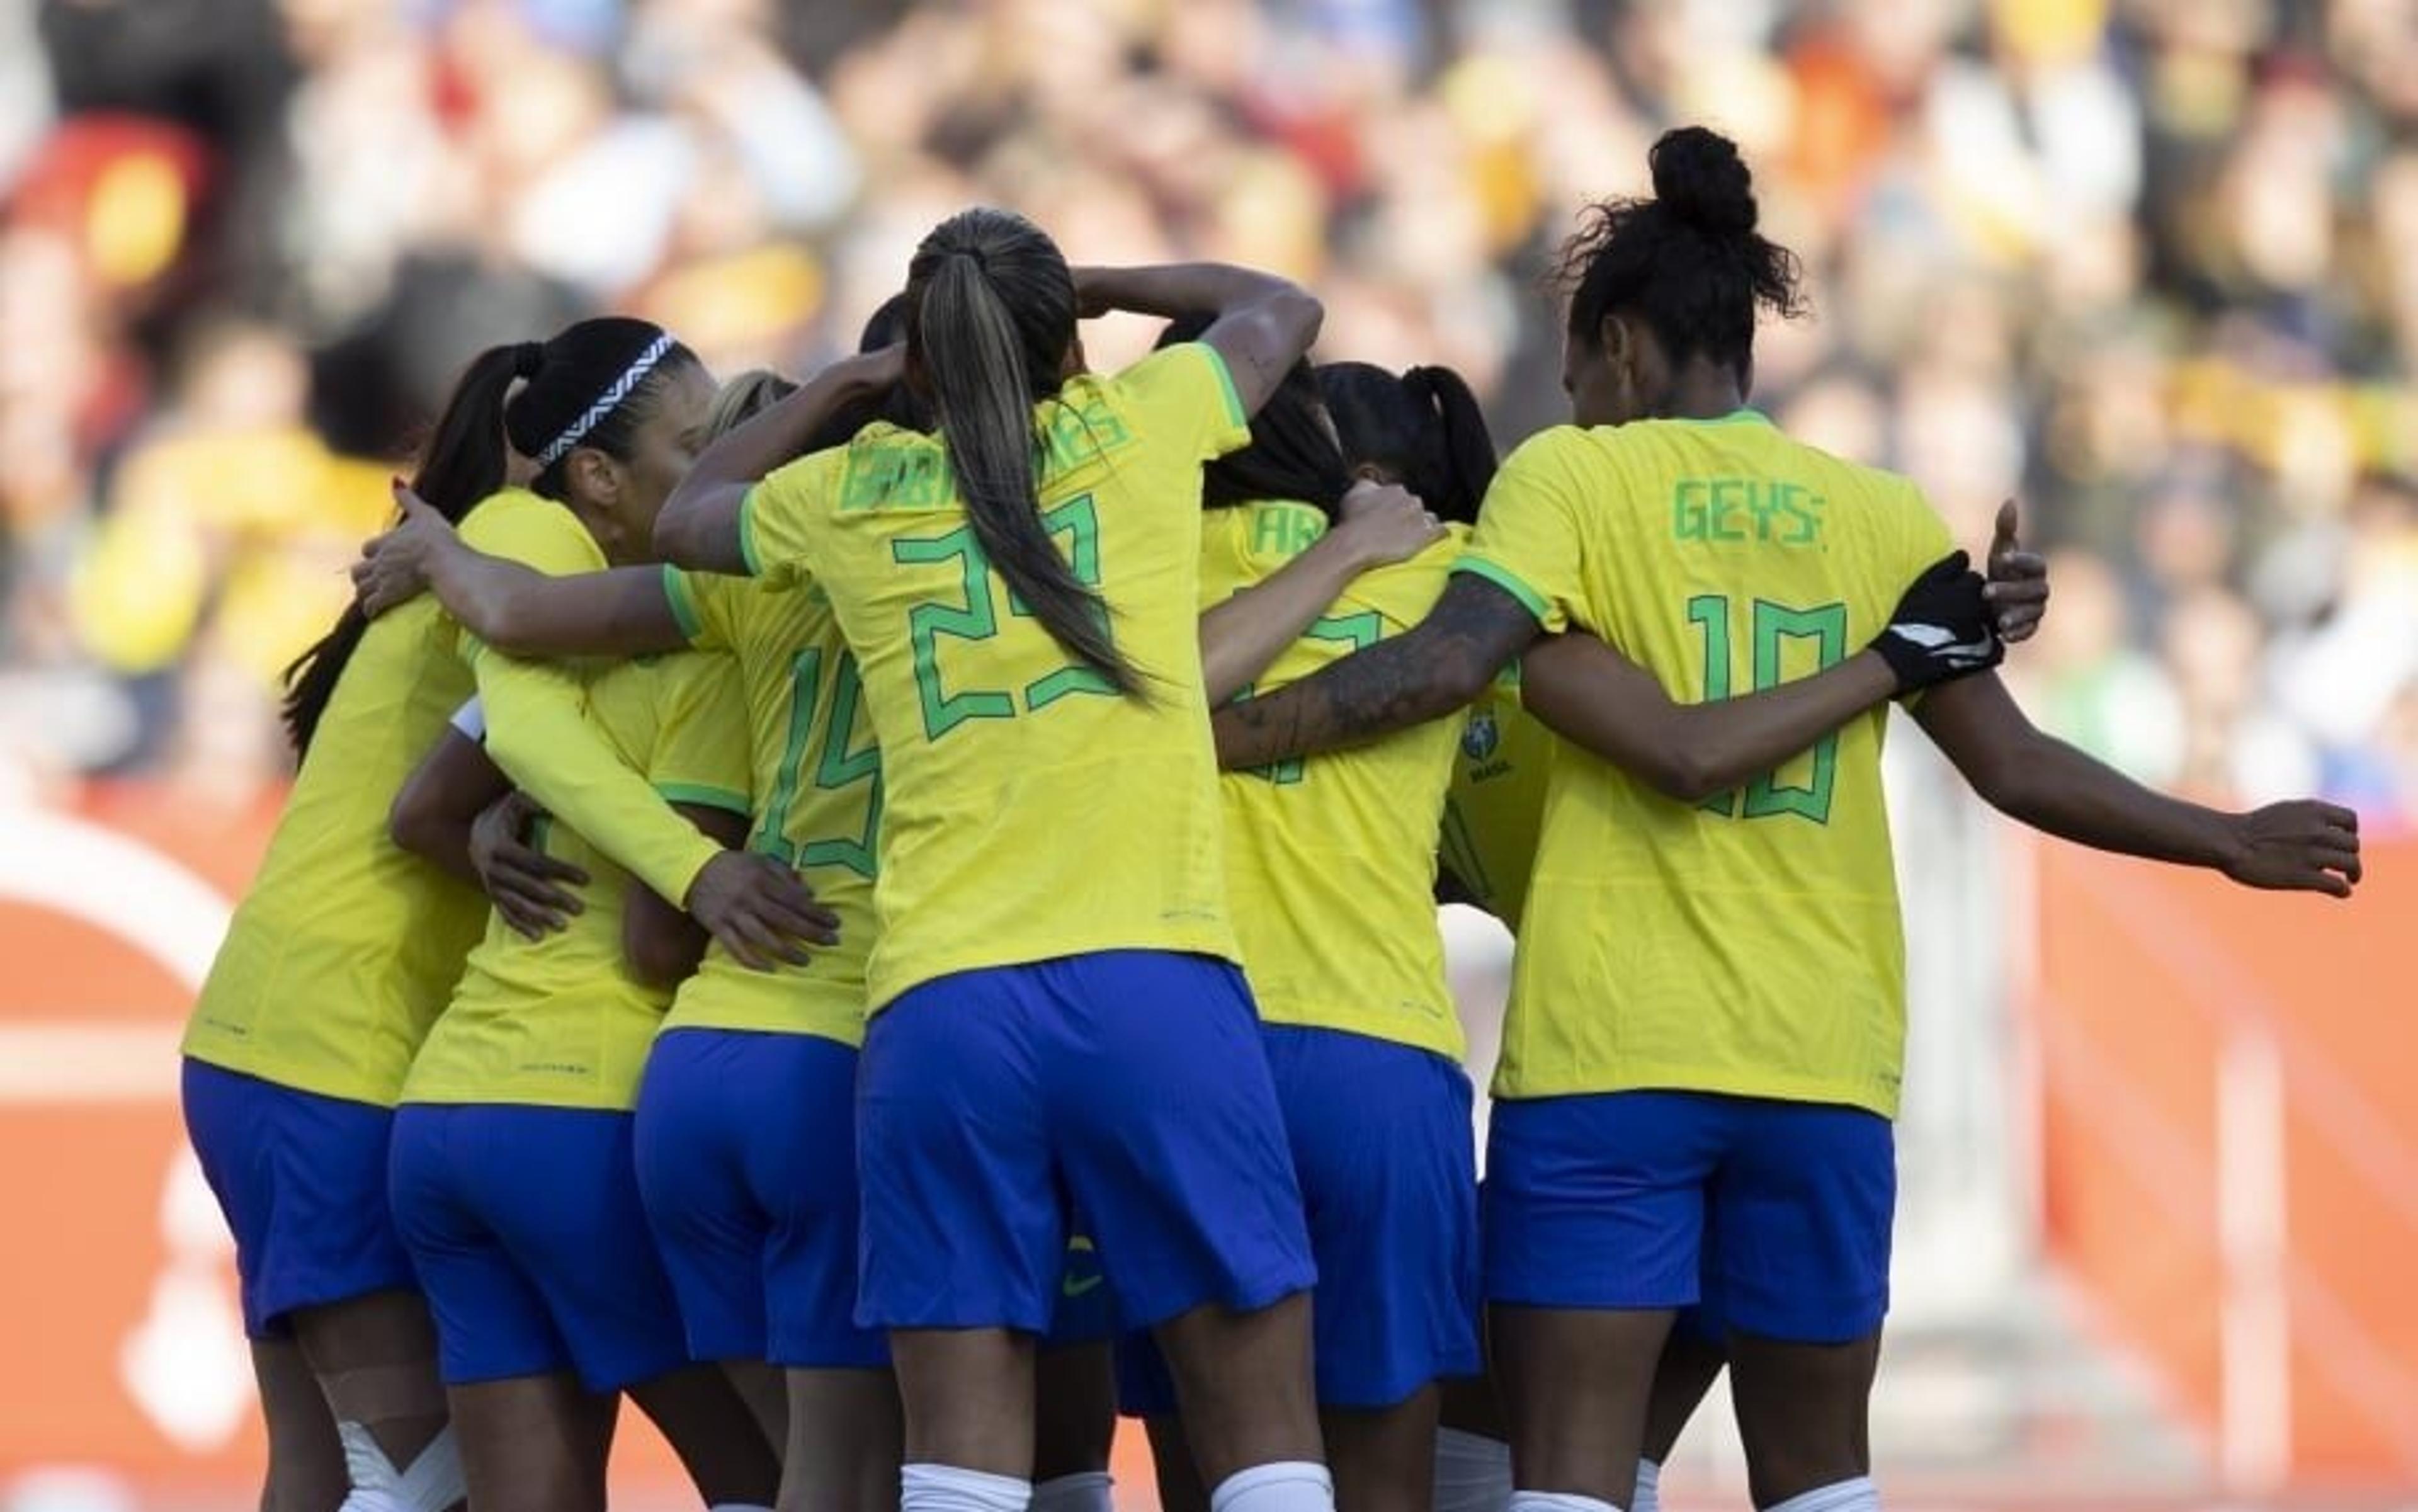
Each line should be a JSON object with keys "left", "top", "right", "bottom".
{"left": 1250, "top": 1009, "right": 1465, "bottom": 1066}
{"left": 1490, "top": 1064, "right": 1900, "bottom": 1121}
{"left": 179, "top": 1044, "right": 406, "bottom": 1110}
{"left": 865, "top": 926, "right": 1243, "bottom": 1015}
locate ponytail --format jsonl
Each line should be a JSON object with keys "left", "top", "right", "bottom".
{"left": 279, "top": 342, "right": 526, "bottom": 756}
{"left": 1402, "top": 365, "right": 1497, "bottom": 525}
{"left": 909, "top": 210, "right": 1137, "bottom": 696}
{"left": 1319, "top": 359, "right": 1501, "bottom": 527}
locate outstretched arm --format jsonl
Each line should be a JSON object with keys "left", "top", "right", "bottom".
{"left": 1914, "top": 673, "right": 2361, "bottom": 895}
{"left": 1210, "top": 574, "right": 1540, "bottom": 768}
{"left": 356, "top": 487, "right": 684, "bottom": 656}
{"left": 1074, "top": 263, "right": 1323, "bottom": 417}
{"left": 656, "top": 346, "right": 907, "bottom": 573}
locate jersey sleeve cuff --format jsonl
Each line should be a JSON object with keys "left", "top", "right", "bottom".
{"left": 737, "top": 486, "right": 766, "bottom": 577}
{"left": 1452, "top": 557, "right": 1555, "bottom": 628}
{"left": 662, "top": 565, "right": 704, "bottom": 644}
{"left": 656, "top": 781, "right": 751, "bottom": 818}
{"left": 1193, "top": 343, "right": 1252, "bottom": 456}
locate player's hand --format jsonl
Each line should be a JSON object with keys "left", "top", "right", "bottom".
{"left": 1332, "top": 479, "right": 1446, "bottom": 570}
{"left": 1983, "top": 499, "right": 2049, "bottom": 644}
{"left": 2220, "top": 800, "right": 2362, "bottom": 898}
{"left": 470, "top": 791, "right": 587, "bottom": 938}
{"left": 1875, "top": 550, "right": 2002, "bottom": 692}
{"left": 351, "top": 481, "right": 452, "bottom": 617}
{"left": 683, "top": 851, "right": 842, "bottom": 970}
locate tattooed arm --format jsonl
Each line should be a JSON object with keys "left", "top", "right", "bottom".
{"left": 1211, "top": 575, "right": 1541, "bottom": 768}
{"left": 1072, "top": 263, "right": 1322, "bottom": 418}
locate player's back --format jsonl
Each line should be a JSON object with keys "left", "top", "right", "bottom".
{"left": 1200, "top": 501, "right": 1465, "bottom": 1060}
{"left": 742, "top": 343, "right": 1252, "bottom": 1011}
{"left": 183, "top": 600, "right": 485, "bottom": 1105}
{"left": 1467, "top": 414, "right": 1949, "bottom": 1116}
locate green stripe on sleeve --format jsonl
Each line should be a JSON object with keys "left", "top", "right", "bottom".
{"left": 1451, "top": 557, "right": 1553, "bottom": 627}
{"left": 656, "top": 782, "right": 751, "bottom": 818}
{"left": 1196, "top": 343, "right": 1247, "bottom": 428}
{"left": 737, "top": 487, "right": 765, "bottom": 577}
{"left": 661, "top": 565, "right": 705, "bottom": 645}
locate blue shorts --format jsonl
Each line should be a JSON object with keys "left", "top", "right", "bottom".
{"left": 856, "top": 951, "right": 1314, "bottom": 1336}
{"left": 181, "top": 1060, "right": 421, "bottom": 1338}
{"left": 1120, "top": 1025, "right": 1479, "bottom": 1413}
{"left": 633, "top": 1028, "right": 888, "bottom": 1371}
{"left": 389, "top": 1103, "right": 691, "bottom": 1390}
{"left": 1484, "top": 1091, "right": 1895, "bottom": 1344}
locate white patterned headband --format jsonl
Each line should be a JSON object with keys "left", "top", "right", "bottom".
{"left": 533, "top": 333, "right": 677, "bottom": 469}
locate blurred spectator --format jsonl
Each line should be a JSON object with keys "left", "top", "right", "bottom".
{"left": 0, "top": 0, "right": 2411, "bottom": 832}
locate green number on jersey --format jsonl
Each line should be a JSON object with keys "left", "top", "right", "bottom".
{"left": 891, "top": 493, "right": 1118, "bottom": 742}
{"left": 756, "top": 647, "right": 883, "bottom": 879}
{"left": 1235, "top": 610, "right": 1385, "bottom": 787}
{"left": 1685, "top": 594, "right": 1848, "bottom": 822}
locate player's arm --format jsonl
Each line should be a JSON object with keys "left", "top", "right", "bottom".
{"left": 1198, "top": 482, "right": 1443, "bottom": 704}
{"left": 474, "top": 656, "right": 837, "bottom": 965}
{"left": 1210, "top": 574, "right": 1540, "bottom": 768}
{"left": 388, "top": 706, "right": 587, "bottom": 938}
{"left": 1519, "top": 551, "right": 2004, "bottom": 802}
{"left": 1912, "top": 673, "right": 2362, "bottom": 895}
{"left": 353, "top": 486, "right": 685, "bottom": 656}
{"left": 1072, "top": 262, "right": 1322, "bottom": 416}
{"left": 387, "top": 724, "right": 512, "bottom": 889}
{"left": 622, "top": 804, "right": 745, "bottom": 988}
{"left": 655, "top": 346, "right": 907, "bottom": 574}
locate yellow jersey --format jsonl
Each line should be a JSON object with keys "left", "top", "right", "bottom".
{"left": 452, "top": 491, "right": 727, "bottom": 908}
{"left": 741, "top": 343, "right": 1252, "bottom": 1011}
{"left": 1439, "top": 669, "right": 1555, "bottom": 931}
{"left": 1459, "top": 413, "right": 1951, "bottom": 1117}
{"left": 401, "top": 651, "right": 750, "bottom": 1110}
{"left": 659, "top": 567, "right": 877, "bottom": 1047}
{"left": 182, "top": 601, "right": 485, "bottom": 1106}
{"left": 1200, "top": 502, "right": 1466, "bottom": 1060}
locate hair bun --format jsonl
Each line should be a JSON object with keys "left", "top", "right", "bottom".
{"left": 1649, "top": 126, "right": 1758, "bottom": 237}
{"left": 512, "top": 341, "right": 546, "bottom": 380}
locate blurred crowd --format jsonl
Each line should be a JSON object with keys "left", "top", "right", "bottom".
{"left": 2, "top": 0, "right": 2415, "bottom": 825}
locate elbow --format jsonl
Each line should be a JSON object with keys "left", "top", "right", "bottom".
{"left": 1278, "top": 286, "right": 1325, "bottom": 352}
{"left": 387, "top": 790, "right": 441, "bottom": 861}
{"left": 1649, "top": 749, "right": 1725, "bottom": 805}
{"left": 482, "top": 601, "right": 543, "bottom": 659}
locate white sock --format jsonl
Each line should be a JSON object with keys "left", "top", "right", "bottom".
{"left": 900, "top": 1462, "right": 1032, "bottom": 1512}
{"left": 337, "top": 1422, "right": 464, "bottom": 1512}
{"left": 1210, "top": 1460, "right": 1336, "bottom": 1512}
{"left": 1765, "top": 1477, "right": 1878, "bottom": 1512}
{"left": 1632, "top": 1459, "right": 1662, "bottom": 1512}
{"left": 1030, "top": 1471, "right": 1114, "bottom": 1511}
{"left": 1507, "top": 1494, "right": 1619, "bottom": 1512}
{"left": 1433, "top": 1427, "right": 1513, "bottom": 1512}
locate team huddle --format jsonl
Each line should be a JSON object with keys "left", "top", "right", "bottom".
{"left": 178, "top": 128, "right": 2363, "bottom": 1512}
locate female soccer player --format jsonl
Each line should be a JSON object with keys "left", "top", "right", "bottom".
{"left": 652, "top": 215, "right": 1343, "bottom": 1512}
{"left": 173, "top": 318, "right": 798, "bottom": 1512}
{"left": 377, "top": 324, "right": 789, "bottom": 1511}
{"left": 1212, "top": 127, "right": 2361, "bottom": 1512}
{"left": 349, "top": 319, "right": 1305, "bottom": 1511}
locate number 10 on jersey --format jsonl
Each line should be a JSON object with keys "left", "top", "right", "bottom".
{"left": 1685, "top": 593, "right": 1848, "bottom": 823}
